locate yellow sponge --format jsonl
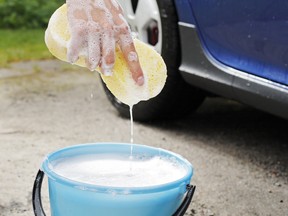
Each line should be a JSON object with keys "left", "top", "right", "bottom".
{"left": 45, "top": 4, "right": 167, "bottom": 106}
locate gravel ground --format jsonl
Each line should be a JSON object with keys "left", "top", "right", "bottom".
{"left": 0, "top": 60, "right": 287, "bottom": 216}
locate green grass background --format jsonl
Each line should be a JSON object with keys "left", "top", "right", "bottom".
{"left": 0, "top": 29, "right": 53, "bottom": 67}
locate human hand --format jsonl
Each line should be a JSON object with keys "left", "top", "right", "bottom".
{"left": 66, "top": 0, "right": 144, "bottom": 85}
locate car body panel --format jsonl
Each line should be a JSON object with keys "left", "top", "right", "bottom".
{"left": 174, "top": 0, "right": 196, "bottom": 25}
{"left": 175, "top": 0, "right": 288, "bottom": 86}
{"left": 174, "top": 0, "right": 288, "bottom": 118}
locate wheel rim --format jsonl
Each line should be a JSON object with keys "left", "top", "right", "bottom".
{"left": 118, "top": 0, "right": 162, "bottom": 54}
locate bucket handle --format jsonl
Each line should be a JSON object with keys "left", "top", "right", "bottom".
{"left": 172, "top": 185, "right": 196, "bottom": 216}
{"left": 32, "top": 170, "right": 195, "bottom": 216}
{"left": 32, "top": 170, "right": 46, "bottom": 216}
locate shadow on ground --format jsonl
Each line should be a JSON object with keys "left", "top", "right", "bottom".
{"left": 145, "top": 97, "right": 288, "bottom": 183}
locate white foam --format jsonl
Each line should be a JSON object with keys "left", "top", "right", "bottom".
{"left": 52, "top": 154, "right": 187, "bottom": 187}
{"left": 128, "top": 51, "right": 138, "bottom": 62}
{"left": 110, "top": 0, "right": 120, "bottom": 10}
{"left": 66, "top": 0, "right": 125, "bottom": 70}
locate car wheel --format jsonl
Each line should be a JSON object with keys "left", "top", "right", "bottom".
{"left": 102, "top": 0, "right": 205, "bottom": 121}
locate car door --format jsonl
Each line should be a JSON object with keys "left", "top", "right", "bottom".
{"left": 188, "top": 0, "right": 288, "bottom": 86}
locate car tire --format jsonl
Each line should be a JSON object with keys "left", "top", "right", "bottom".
{"left": 102, "top": 0, "right": 205, "bottom": 121}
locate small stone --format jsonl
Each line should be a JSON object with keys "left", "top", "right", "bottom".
{"left": 275, "top": 182, "right": 282, "bottom": 187}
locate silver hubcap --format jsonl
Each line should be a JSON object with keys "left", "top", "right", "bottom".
{"left": 118, "top": 0, "right": 162, "bottom": 53}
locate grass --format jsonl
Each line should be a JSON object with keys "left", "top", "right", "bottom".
{"left": 0, "top": 29, "right": 54, "bottom": 67}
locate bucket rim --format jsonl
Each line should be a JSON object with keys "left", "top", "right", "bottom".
{"left": 41, "top": 142, "right": 193, "bottom": 194}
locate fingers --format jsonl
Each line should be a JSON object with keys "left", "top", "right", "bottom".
{"left": 119, "top": 34, "right": 144, "bottom": 86}
{"left": 100, "top": 29, "right": 115, "bottom": 76}
{"left": 116, "top": 14, "right": 144, "bottom": 86}
{"left": 66, "top": 0, "right": 144, "bottom": 86}
{"left": 67, "top": 27, "right": 84, "bottom": 64}
{"left": 86, "top": 26, "right": 101, "bottom": 71}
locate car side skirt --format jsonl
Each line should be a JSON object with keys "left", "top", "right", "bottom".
{"left": 178, "top": 22, "right": 288, "bottom": 119}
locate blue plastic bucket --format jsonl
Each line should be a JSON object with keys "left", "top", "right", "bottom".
{"left": 33, "top": 143, "right": 195, "bottom": 216}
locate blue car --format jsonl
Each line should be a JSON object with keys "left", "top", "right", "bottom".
{"left": 102, "top": 0, "right": 288, "bottom": 121}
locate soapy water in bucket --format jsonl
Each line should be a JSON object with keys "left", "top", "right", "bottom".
{"left": 34, "top": 144, "right": 194, "bottom": 216}
{"left": 51, "top": 154, "right": 187, "bottom": 187}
